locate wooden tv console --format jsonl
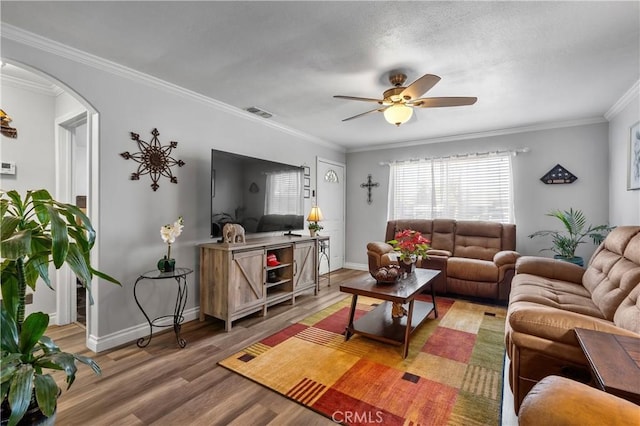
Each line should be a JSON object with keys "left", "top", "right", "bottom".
{"left": 199, "top": 236, "right": 318, "bottom": 331}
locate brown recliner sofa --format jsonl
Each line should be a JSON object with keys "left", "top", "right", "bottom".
{"left": 367, "top": 219, "right": 519, "bottom": 302}
{"left": 519, "top": 375, "right": 640, "bottom": 425}
{"left": 505, "top": 226, "right": 640, "bottom": 413}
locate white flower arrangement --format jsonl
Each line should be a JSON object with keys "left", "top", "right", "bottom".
{"left": 160, "top": 216, "right": 184, "bottom": 259}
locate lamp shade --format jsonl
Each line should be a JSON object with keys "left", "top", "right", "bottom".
{"left": 383, "top": 104, "right": 413, "bottom": 126}
{"left": 307, "top": 205, "right": 324, "bottom": 222}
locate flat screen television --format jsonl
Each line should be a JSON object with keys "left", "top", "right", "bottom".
{"left": 210, "top": 149, "right": 305, "bottom": 239}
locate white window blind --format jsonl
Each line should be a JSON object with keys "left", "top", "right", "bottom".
{"left": 265, "top": 170, "right": 304, "bottom": 215}
{"left": 388, "top": 154, "right": 514, "bottom": 223}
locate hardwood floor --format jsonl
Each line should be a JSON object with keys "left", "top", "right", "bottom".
{"left": 48, "top": 270, "right": 364, "bottom": 425}
{"left": 47, "top": 268, "right": 517, "bottom": 425}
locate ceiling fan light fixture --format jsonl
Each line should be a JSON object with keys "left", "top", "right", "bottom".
{"left": 334, "top": 71, "right": 475, "bottom": 124}
{"left": 384, "top": 104, "right": 413, "bottom": 126}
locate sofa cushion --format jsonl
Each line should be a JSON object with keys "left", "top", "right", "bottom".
{"left": 506, "top": 301, "right": 632, "bottom": 346}
{"left": 454, "top": 221, "right": 502, "bottom": 261}
{"left": 431, "top": 219, "right": 456, "bottom": 252}
{"left": 447, "top": 257, "right": 498, "bottom": 282}
{"left": 427, "top": 249, "right": 452, "bottom": 257}
{"left": 510, "top": 274, "right": 603, "bottom": 318}
{"left": 385, "top": 219, "right": 433, "bottom": 242}
{"left": 614, "top": 285, "right": 640, "bottom": 333}
{"left": 583, "top": 227, "right": 640, "bottom": 321}
{"left": 624, "top": 231, "right": 640, "bottom": 263}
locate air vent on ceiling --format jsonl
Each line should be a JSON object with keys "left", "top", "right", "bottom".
{"left": 245, "top": 106, "right": 273, "bottom": 119}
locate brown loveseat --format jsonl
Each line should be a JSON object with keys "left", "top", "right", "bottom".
{"left": 367, "top": 219, "right": 519, "bottom": 302}
{"left": 505, "top": 226, "right": 640, "bottom": 413}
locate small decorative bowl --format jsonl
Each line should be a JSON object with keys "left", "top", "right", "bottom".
{"left": 371, "top": 265, "right": 401, "bottom": 285}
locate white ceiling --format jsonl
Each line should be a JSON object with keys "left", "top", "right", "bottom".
{"left": 2, "top": 1, "right": 638, "bottom": 151}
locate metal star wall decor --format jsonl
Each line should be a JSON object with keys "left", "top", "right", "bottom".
{"left": 120, "top": 128, "right": 185, "bottom": 191}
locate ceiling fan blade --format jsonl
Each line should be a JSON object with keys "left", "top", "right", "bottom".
{"left": 410, "top": 97, "right": 478, "bottom": 108}
{"left": 400, "top": 74, "right": 441, "bottom": 101}
{"left": 342, "top": 106, "right": 389, "bottom": 122}
{"left": 334, "top": 95, "right": 384, "bottom": 103}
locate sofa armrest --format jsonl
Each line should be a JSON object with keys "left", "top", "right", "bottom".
{"left": 492, "top": 251, "right": 520, "bottom": 300}
{"left": 427, "top": 249, "right": 452, "bottom": 257}
{"left": 367, "top": 241, "right": 394, "bottom": 256}
{"left": 367, "top": 242, "right": 396, "bottom": 272}
{"left": 519, "top": 375, "right": 640, "bottom": 425}
{"left": 508, "top": 302, "right": 640, "bottom": 346}
{"left": 494, "top": 250, "right": 520, "bottom": 267}
{"left": 515, "top": 256, "right": 585, "bottom": 284}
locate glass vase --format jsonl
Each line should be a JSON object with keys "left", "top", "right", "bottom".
{"left": 157, "top": 256, "right": 176, "bottom": 273}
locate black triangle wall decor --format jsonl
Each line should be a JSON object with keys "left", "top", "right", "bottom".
{"left": 540, "top": 164, "right": 577, "bottom": 184}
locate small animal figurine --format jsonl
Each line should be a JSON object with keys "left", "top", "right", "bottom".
{"left": 223, "top": 223, "right": 246, "bottom": 243}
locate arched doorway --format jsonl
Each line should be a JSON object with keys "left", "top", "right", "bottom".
{"left": 0, "top": 60, "right": 100, "bottom": 348}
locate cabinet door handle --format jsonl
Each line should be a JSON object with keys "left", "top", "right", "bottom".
{"left": 293, "top": 259, "right": 298, "bottom": 276}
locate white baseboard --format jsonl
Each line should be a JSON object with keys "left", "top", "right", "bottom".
{"left": 344, "top": 262, "right": 368, "bottom": 271}
{"left": 87, "top": 307, "right": 200, "bottom": 353}
{"left": 86, "top": 266, "right": 368, "bottom": 352}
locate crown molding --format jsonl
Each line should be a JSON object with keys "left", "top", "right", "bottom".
{"left": 1, "top": 24, "right": 344, "bottom": 153}
{"left": 1, "top": 73, "right": 62, "bottom": 96}
{"left": 604, "top": 80, "right": 640, "bottom": 120}
{"left": 347, "top": 117, "right": 608, "bottom": 153}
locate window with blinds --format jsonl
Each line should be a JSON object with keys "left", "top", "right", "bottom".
{"left": 265, "top": 170, "right": 304, "bottom": 215}
{"left": 388, "top": 154, "right": 514, "bottom": 223}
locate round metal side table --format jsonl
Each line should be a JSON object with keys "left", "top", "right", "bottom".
{"left": 317, "top": 235, "right": 330, "bottom": 290}
{"left": 134, "top": 267, "right": 192, "bottom": 348}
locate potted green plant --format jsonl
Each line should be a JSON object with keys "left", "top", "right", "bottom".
{"left": 528, "top": 208, "right": 614, "bottom": 267}
{"left": 307, "top": 221, "right": 323, "bottom": 237}
{"left": 0, "top": 189, "right": 120, "bottom": 426}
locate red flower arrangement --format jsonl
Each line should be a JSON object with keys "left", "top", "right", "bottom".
{"left": 387, "top": 229, "right": 431, "bottom": 262}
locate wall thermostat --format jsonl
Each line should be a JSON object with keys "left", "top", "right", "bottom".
{"left": 1, "top": 161, "right": 16, "bottom": 175}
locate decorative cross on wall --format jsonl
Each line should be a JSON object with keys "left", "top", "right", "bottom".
{"left": 360, "top": 174, "right": 379, "bottom": 204}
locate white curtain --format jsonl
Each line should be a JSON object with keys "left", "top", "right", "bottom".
{"left": 388, "top": 153, "right": 514, "bottom": 223}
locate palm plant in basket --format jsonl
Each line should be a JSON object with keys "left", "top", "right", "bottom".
{"left": 0, "top": 189, "right": 120, "bottom": 425}
{"left": 528, "top": 208, "right": 614, "bottom": 267}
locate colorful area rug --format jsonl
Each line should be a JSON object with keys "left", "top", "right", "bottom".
{"left": 219, "top": 295, "right": 506, "bottom": 425}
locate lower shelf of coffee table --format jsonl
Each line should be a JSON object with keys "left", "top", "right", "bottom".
{"left": 350, "top": 300, "right": 435, "bottom": 346}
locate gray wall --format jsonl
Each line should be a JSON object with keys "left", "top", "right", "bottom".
{"left": 3, "top": 37, "right": 345, "bottom": 350}
{"left": 0, "top": 79, "right": 57, "bottom": 315}
{"left": 0, "top": 83, "right": 55, "bottom": 195}
{"left": 345, "top": 122, "right": 611, "bottom": 267}
{"left": 608, "top": 91, "right": 640, "bottom": 224}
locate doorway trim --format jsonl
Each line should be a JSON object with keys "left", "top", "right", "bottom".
{"left": 55, "top": 110, "right": 88, "bottom": 326}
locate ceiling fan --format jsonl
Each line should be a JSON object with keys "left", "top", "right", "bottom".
{"left": 334, "top": 72, "right": 477, "bottom": 126}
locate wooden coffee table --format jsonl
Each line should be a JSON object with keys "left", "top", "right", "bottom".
{"left": 340, "top": 269, "right": 440, "bottom": 358}
{"left": 574, "top": 328, "right": 640, "bottom": 404}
